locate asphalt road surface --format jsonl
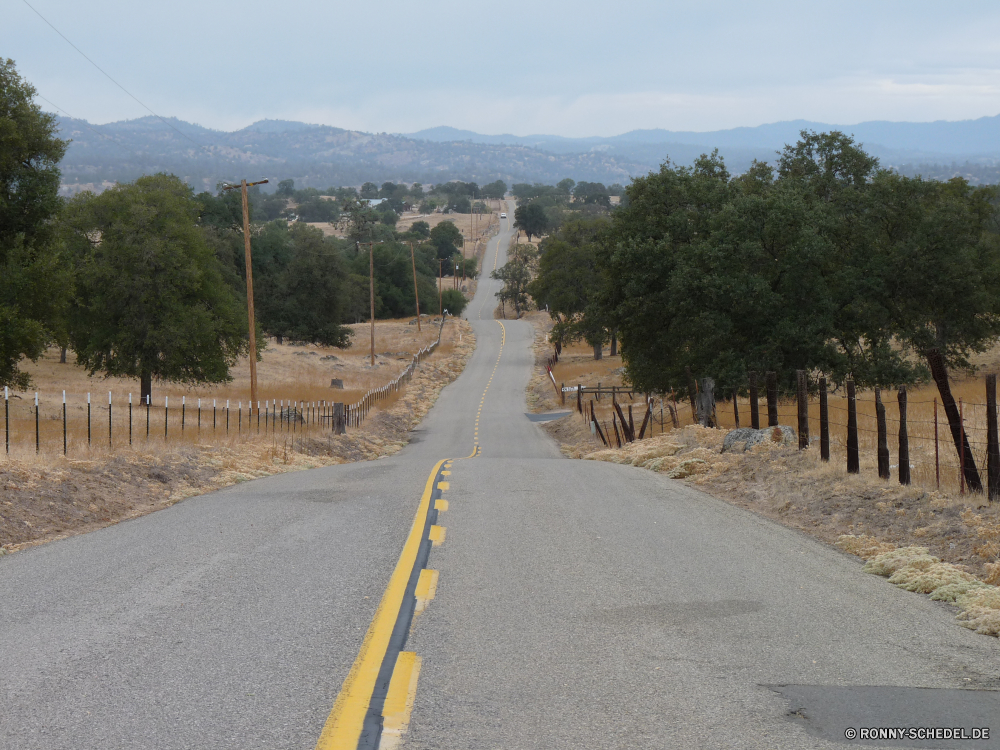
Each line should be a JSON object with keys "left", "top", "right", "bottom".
{"left": 2, "top": 206, "right": 999, "bottom": 749}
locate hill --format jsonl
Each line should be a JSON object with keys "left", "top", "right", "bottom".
{"left": 54, "top": 116, "right": 647, "bottom": 195}
{"left": 54, "top": 112, "right": 1000, "bottom": 196}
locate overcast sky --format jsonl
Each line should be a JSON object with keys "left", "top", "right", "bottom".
{"left": 5, "top": 0, "right": 1000, "bottom": 137}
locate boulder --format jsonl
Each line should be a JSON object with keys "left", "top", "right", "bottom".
{"left": 722, "top": 425, "right": 796, "bottom": 453}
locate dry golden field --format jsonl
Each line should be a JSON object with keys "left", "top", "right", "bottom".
{"left": 3, "top": 318, "right": 451, "bottom": 460}
{"left": 0, "top": 318, "right": 476, "bottom": 553}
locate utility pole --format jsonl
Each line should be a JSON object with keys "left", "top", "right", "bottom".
{"left": 409, "top": 241, "right": 421, "bottom": 332}
{"left": 368, "top": 242, "right": 376, "bottom": 366}
{"left": 222, "top": 178, "right": 268, "bottom": 405}
{"left": 438, "top": 259, "right": 443, "bottom": 316}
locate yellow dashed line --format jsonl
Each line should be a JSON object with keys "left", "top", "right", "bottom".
{"left": 429, "top": 525, "right": 446, "bottom": 547}
{"left": 380, "top": 652, "right": 422, "bottom": 749}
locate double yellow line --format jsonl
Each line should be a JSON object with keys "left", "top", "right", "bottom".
{"left": 314, "top": 458, "right": 447, "bottom": 748}
{"left": 315, "top": 320, "right": 506, "bottom": 749}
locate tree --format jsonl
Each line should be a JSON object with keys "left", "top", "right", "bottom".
{"left": 409, "top": 183, "right": 424, "bottom": 200}
{"left": 529, "top": 218, "right": 609, "bottom": 358}
{"left": 61, "top": 174, "right": 251, "bottom": 402}
{"left": 269, "top": 224, "right": 353, "bottom": 347}
{"left": 429, "top": 221, "right": 464, "bottom": 260}
{"left": 481, "top": 180, "right": 507, "bottom": 200}
{"left": 409, "top": 220, "right": 431, "bottom": 238}
{"left": 557, "top": 178, "right": 576, "bottom": 195}
{"left": 276, "top": 179, "right": 295, "bottom": 197}
{"left": 360, "top": 182, "right": 380, "bottom": 199}
{"left": 514, "top": 202, "right": 549, "bottom": 241}
{"left": 448, "top": 195, "right": 472, "bottom": 214}
{"left": 441, "top": 288, "right": 468, "bottom": 317}
{"left": 0, "top": 59, "right": 71, "bottom": 389}
{"left": 573, "top": 181, "right": 611, "bottom": 207}
{"left": 338, "top": 197, "right": 381, "bottom": 241}
{"left": 295, "top": 195, "right": 339, "bottom": 222}
{"left": 492, "top": 244, "right": 535, "bottom": 318}
{"left": 870, "top": 174, "right": 1000, "bottom": 491}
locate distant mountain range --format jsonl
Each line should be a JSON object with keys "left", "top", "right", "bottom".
{"left": 54, "top": 113, "right": 1000, "bottom": 195}
{"left": 53, "top": 116, "right": 646, "bottom": 196}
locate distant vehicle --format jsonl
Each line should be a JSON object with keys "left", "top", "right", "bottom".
{"left": 500, "top": 212, "right": 507, "bottom": 219}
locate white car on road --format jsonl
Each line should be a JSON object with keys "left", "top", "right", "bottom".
{"left": 500, "top": 212, "right": 507, "bottom": 219}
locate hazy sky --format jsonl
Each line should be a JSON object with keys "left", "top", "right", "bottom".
{"left": 5, "top": 0, "right": 1000, "bottom": 136}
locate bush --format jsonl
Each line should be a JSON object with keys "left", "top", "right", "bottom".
{"left": 441, "top": 288, "right": 468, "bottom": 317}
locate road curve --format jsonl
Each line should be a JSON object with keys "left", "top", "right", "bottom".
{"left": 1, "top": 203, "right": 999, "bottom": 749}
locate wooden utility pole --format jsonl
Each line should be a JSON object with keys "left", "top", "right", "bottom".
{"left": 409, "top": 241, "right": 421, "bottom": 332}
{"left": 222, "top": 178, "right": 268, "bottom": 405}
{"left": 369, "top": 242, "right": 375, "bottom": 366}
{"left": 438, "top": 260, "right": 443, "bottom": 316}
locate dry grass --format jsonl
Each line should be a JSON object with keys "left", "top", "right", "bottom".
{"left": 0, "top": 319, "right": 475, "bottom": 553}
{"left": 4, "top": 318, "right": 448, "bottom": 460}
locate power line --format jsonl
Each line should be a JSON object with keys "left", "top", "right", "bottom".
{"left": 21, "top": 0, "right": 235, "bottom": 165}
{"left": 34, "top": 93, "right": 140, "bottom": 160}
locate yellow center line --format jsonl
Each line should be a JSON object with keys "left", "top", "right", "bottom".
{"left": 317, "top": 304, "right": 507, "bottom": 747}
{"left": 313, "top": 458, "right": 447, "bottom": 749}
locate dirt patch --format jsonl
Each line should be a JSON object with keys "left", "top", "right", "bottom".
{"left": 0, "top": 320, "right": 475, "bottom": 554}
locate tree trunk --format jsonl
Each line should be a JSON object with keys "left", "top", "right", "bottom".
{"left": 593, "top": 342, "right": 602, "bottom": 360}
{"left": 696, "top": 378, "right": 716, "bottom": 427}
{"left": 59, "top": 347, "right": 67, "bottom": 364}
{"left": 140, "top": 371, "right": 152, "bottom": 405}
{"left": 275, "top": 334, "right": 283, "bottom": 345}
{"left": 926, "top": 348, "right": 983, "bottom": 492}
{"left": 610, "top": 332, "right": 618, "bottom": 357}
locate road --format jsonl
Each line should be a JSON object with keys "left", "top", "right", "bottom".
{"left": 1, "top": 205, "right": 999, "bottom": 749}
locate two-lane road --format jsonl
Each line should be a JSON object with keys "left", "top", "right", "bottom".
{"left": 1, "top": 204, "right": 999, "bottom": 749}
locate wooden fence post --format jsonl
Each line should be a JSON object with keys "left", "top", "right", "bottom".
{"left": 749, "top": 371, "right": 759, "bottom": 430}
{"left": 898, "top": 387, "right": 911, "bottom": 486}
{"left": 847, "top": 379, "right": 859, "bottom": 474}
{"left": 333, "top": 402, "right": 345, "bottom": 435}
{"left": 960, "top": 398, "right": 966, "bottom": 495}
{"left": 732, "top": 388, "right": 740, "bottom": 428}
{"left": 875, "top": 388, "right": 890, "bottom": 480}
{"left": 766, "top": 371, "right": 778, "bottom": 427}
{"left": 577, "top": 384, "right": 582, "bottom": 414}
{"left": 796, "top": 370, "right": 809, "bottom": 449}
{"left": 988, "top": 375, "right": 999, "bottom": 502}
{"left": 819, "top": 376, "right": 829, "bottom": 461}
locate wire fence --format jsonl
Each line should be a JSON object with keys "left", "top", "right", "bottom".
{"left": 2, "top": 319, "right": 448, "bottom": 459}
{"left": 552, "top": 353, "right": 1000, "bottom": 499}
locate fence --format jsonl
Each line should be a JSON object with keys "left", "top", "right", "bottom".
{"left": 553, "top": 353, "right": 1000, "bottom": 501}
{"left": 2, "top": 318, "right": 449, "bottom": 457}
{"left": 344, "top": 317, "right": 447, "bottom": 430}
